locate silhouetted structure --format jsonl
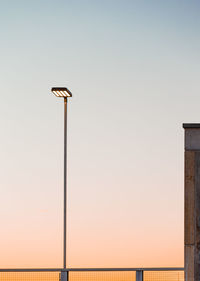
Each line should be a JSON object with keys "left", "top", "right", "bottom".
{"left": 183, "top": 123, "right": 200, "bottom": 281}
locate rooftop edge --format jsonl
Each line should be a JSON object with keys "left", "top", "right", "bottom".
{"left": 183, "top": 123, "right": 200, "bottom": 128}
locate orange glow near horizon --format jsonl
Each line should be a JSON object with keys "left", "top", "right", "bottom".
{"left": 0, "top": 271, "right": 184, "bottom": 281}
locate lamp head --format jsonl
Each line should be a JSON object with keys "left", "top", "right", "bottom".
{"left": 51, "top": 87, "right": 72, "bottom": 98}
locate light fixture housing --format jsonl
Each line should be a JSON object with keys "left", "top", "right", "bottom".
{"left": 51, "top": 87, "right": 72, "bottom": 98}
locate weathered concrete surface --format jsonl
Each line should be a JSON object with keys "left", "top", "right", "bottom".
{"left": 185, "top": 245, "right": 194, "bottom": 281}
{"left": 194, "top": 152, "right": 200, "bottom": 281}
{"left": 185, "top": 129, "right": 200, "bottom": 150}
{"left": 185, "top": 151, "right": 195, "bottom": 245}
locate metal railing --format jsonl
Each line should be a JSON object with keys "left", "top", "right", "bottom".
{"left": 0, "top": 267, "right": 184, "bottom": 281}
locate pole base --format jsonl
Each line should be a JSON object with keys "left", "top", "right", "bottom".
{"left": 60, "top": 271, "right": 68, "bottom": 281}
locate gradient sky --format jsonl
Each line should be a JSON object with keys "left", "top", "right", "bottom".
{"left": 0, "top": 0, "right": 200, "bottom": 268}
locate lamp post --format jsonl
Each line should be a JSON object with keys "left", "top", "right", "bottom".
{"left": 51, "top": 87, "right": 72, "bottom": 276}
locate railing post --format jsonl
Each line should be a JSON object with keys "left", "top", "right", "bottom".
{"left": 136, "top": 270, "right": 143, "bottom": 281}
{"left": 60, "top": 271, "right": 68, "bottom": 281}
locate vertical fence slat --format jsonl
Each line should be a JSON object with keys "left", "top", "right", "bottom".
{"left": 61, "top": 271, "right": 68, "bottom": 281}
{"left": 136, "top": 270, "right": 143, "bottom": 281}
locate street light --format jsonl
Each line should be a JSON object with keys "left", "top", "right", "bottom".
{"left": 51, "top": 87, "right": 72, "bottom": 272}
{"left": 52, "top": 87, "right": 72, "bottom": 98}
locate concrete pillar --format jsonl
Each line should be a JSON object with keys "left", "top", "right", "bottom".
{"left": 183, "top": 124, "right": 200, "bottom": 281}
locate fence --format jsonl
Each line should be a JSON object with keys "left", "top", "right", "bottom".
{"left": 0, "top": 267, "right": 184, "bottom": 281}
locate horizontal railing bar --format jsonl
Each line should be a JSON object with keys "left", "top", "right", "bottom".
{"left": 0, "top": 269, "right": 61, "bottom": 272}
{"left": 64, "top": 268, "right": 184, "bottom": 272}
{"left": 0, "top": 267, "right": 184, "bottom": 272}
{"left": 0, "top": 268, "right": 63, "bottom": 272}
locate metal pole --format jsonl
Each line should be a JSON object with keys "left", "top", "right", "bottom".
{"left": 61, "top": 271, "right": 68, "bottom": 281}
{"left": 136, "top": 270, "right": 143, "bottom": 281}
{"left": 64, "top": 98, "right": 67, "bottom": 269}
